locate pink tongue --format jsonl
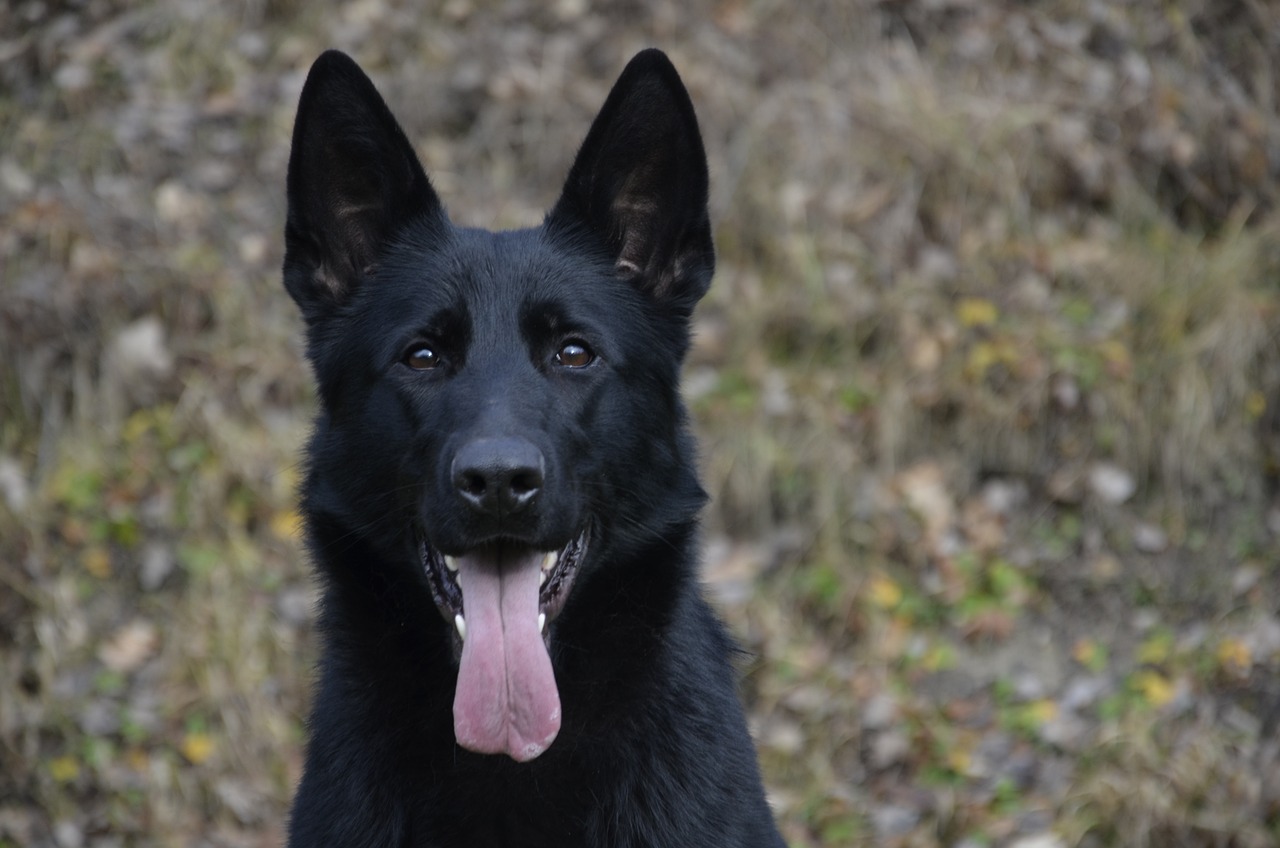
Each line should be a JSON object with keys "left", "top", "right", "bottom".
{"left": 452, "top": 550, "right": 560, "bottom": 761}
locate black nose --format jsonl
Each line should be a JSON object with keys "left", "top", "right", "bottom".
{"left": 451, "top": 437, "right": 545, "bottom": 517}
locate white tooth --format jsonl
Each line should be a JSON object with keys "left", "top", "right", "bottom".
{"left": 538, "top": 612, "right": 546, "bottom": 633}
{"left": 539, "top": 570, "right": 546, "bottom": 587}
{"left": 445, "top": 555, "right": 458, "bottom": 572}
{"left": 542, "top": 551, "right": 558, "bottom": 571}
{"left": 454, "top": 614, "right": 466, "bottom": 641}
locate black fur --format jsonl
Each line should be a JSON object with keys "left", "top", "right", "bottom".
{"left": 283, "top": 48, "right": 783, "bottom": 847}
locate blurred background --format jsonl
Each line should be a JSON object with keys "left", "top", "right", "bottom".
{"left": 3, "top": 1, "right": 1280, "bottom": 846}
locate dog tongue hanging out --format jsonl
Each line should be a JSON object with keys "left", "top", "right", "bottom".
{"left": 282, "top": 47, "right": 785, "bottom": 846}
{"left": 451, "top": 548, "right": 561, "bottom": 760}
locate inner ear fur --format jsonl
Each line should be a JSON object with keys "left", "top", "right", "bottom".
{"left": 548, "top": 49, "right": 714, "bottom": 311}
{"left": 284, "top": 50, "right": 444, "bottom": 324}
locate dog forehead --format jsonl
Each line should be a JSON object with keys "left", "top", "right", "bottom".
{"left": 381, "top": 226, "right": 621, "bottom": 321}
{"left": 474, "top": 227, "right": 616, "bottom": 298}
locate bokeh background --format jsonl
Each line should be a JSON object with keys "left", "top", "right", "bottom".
{"left": 3, "top": 1, "right": 1280, "bottom": 846}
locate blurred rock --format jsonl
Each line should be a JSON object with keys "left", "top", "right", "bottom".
{"left": 0, "top": 159, "right": 34, "bottom": 196}
{"left": 235, "top": 31, "right": 269, "bottom": 61}
{"left": 238, "top": 233, "right": 270, "bottom": 267}
{"left": 53, "top": 820, "right": 84, "bottom": 848}
{"left": 153, "top": 180, "right": 208, "bottom": 228}
{"left": 125, "top": 691, "right": 163, "bottom": 737}
{"left": 1087, "top": 462, "right": 1135, "bottom": 504}
{"left": 681, "top": 367, "right": 718, "bottom": 402}
{"left": 0, "top": 457, "right": 29, "bottom": 513}
{"left": 554, "top": 0, "right": 587, "bottom": 19}
{"left": 916, "top": 244, "right": 957, "bottom": 282}
{"left": 1051, "top": 373, "right": 1080, "bottom": 411}
{"left": 1244, "top": 616, "right": 1280, "bottom": 659}
{"left": 193, "top": 158, "right": 237, "bottom": 192}
{"left": 54, "top": 63, "right": 91, "bottom": 92}
{"left": 1132, "top": 521, "right": 1168, "bottom": 553}
{"left": 138, "top": 542, "right": 174, "bottom": 592}
{"left": 781, "top": 684, "right": 830, "bottom": 716}
{"left": 1011, "top": 671, "right": 1047, "bottom": 701}
{"left": 107, "top": 316, "right": 174, "bottom": 384}
{"left": 760, "top": 369, "right": 793, "bottom": 417}
{"left": 139, "top": 491, "right": 174, "bottom": 526}
{"left": 1060, "top": 675, "right": 1107, "bottom": 712}
{"left": 1133, "top": 608, "right": 1161, "bottom": 632}
{"left": 1231, "top": 563, "right": 1261, "bottom": 596}
{"left": 215, "top": 778, "right": 264, "bottom": 825}
{"left": 761, "top": 719, "right": 804, "bottom": 756}
{"left": 1013, "top": 271, "right": 1052, "bottom": 309}
{"left": 78, "top": 699, "right": 120, "bottom": 736}
{"left": 870, "top": 804, "right": 919, "bottom": 839}
{"left": 981, "top": 478, "right": 1027, "bottom": 516}
{"left": 276, "top": 585, "right": 315, "bottom": 626}
{"left": 972, "top": 729, "right": 1013, "bottom": 780}
{"left": 860, "top": 692, "right": 899, "bottom": 731}
{"left": 1039, "top": 711, "right": 1088, "bottom": 752}
{"left": 1008, "top": 833, "right": 1066, "bottom": 848}
{"left": 869, "top": 729, "right": 911, "bottom": 769}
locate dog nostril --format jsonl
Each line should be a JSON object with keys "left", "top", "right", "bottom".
{"left": 509, "top": 471, "right": 541, "bottom": 497}
{"left": 460, "top": 471, "right": 488, "bottom": 498}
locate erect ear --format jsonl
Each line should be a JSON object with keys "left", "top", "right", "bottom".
{"left": 547, "top": 49, "right": 714, "bottom": 312}
{"left": 284, "top": 50, "right": 444, "bottom": 325}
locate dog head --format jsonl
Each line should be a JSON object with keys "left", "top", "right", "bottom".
{"left": 284, "top": 49, "right": 713, "bottom": 760}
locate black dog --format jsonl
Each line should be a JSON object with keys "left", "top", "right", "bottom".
{"left": 282, "top": 48, "right": 784, "bottom": 847}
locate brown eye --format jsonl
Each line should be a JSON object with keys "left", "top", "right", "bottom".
{"left": 404, "top": 345, "right": 440, "bottom": 370}
{"left": 555, "top": 341, "right": 594, "bottom": 368}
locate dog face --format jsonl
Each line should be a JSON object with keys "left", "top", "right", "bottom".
{"left": 284, "top": 50, "right": 713, "bottom": 761}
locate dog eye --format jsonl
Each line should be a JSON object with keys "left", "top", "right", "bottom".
{"left": 404, "top": 345, "right": 441, "bottom": 370}
{"left": 555, "top": 341, "right": 594, "bottom": 368}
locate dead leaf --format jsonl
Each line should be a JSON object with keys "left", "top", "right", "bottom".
{"left": 98, "top": 619, "right": 159, "bottom": 673}
{"left": 894, "top": 462, "right": 954, "bottom": 551}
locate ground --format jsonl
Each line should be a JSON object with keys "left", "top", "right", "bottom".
{"left": 2, "top": 1, "right": 1280, "bottom": 846}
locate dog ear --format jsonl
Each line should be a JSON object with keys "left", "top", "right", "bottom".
{"left": 284, "top": 50, "right": 444, "bottom": 324}
{"left": 548, "top": 49, "right": 714, "bottom": 312}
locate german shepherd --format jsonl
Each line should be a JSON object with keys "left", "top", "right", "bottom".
{"left": 282, "top": 48, "right": 783, "bottom": 847}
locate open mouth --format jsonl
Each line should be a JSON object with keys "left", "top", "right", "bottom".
{"left": 417, "top": 528, "right": 588, "bottom": 762}
{"left": 420, "top": 529, "right": 587, "bottom": 647}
